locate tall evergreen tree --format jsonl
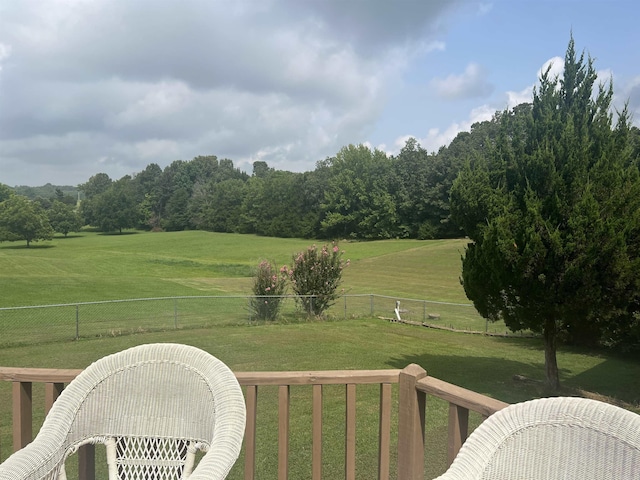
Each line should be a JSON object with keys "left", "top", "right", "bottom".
{"left": 450, "top": 37, "right": 640, "bottom": 389}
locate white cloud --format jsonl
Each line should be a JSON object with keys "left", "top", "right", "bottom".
{"left": 0, "top": 43, "right": 11, "bottom": 69}
{"left": 615, "top": 75, "right": 640, "bottom": 123}
{"left": 107, "top": 81, "right": 193, "bottom": 129}
{"left": 538, "top": 56, "right": 564, "bottom": 81}
{"left": 389, "top": 104, "right": 494, "bottom": 155}
{"left": 432, "top": 63, "right": 494, "bottom": 99}
{"left": 503, "top": 56, "right": 564, "bottom": 109}
{"left": 506, "top": 86, "right": 533, "bottom": 109}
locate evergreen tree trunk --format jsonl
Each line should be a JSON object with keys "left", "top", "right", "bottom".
{"left": 543, "top": 318, "right": 560, "bottom": 390}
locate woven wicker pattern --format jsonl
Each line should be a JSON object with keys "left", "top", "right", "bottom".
{"left": 434, "top": 396, "right": 640, "bottom": 480}
{"left": 0, "top": 343, "right": 246, "bottom": 480}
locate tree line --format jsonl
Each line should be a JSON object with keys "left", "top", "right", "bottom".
{"left": 1, "top": 130, "right": 488, "bottom": 242}
{"left": 70, "top": 136, "right": 481, "bottom": 240}
{"left": 1, "top": 97, "right": 639, "bottom": 237}
{"left": 6, "top": 105, "right": 635, "bottom": 245}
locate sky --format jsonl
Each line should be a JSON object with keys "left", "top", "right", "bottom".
{"left": 1, "top": 0, "right": 639, "bottom": 187}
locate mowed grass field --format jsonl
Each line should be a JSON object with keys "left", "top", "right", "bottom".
{"left": 0, "top": 230, "right": 471, "bottom": 306}
{"left": 1, "top": 231, "right": 640, "bottom": 478}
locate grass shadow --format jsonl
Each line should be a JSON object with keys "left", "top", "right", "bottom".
{"left": 386, "top": 352, "right": 552, "bottom": 403}
{"left": 0, "top": 243, "right": 55, "bottom": 250}
{"left": 54, "top": 234, "right": 85, "bottom": 240}
{"left": 389, "top": 346, "right": 640, "bottom": 407}
{"left": 98, "top": 231, "right": 140, "bottom": 236}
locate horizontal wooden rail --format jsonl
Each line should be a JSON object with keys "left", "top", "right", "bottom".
{"left": 0, "top": 367, "right": 401, "bottom": 386}
{"left": 416, "top": 374, "right": 509, "bottom": 465}
{"left": 0, "top": 365, "right": 507, "bottom": 480}
{"left": 416, "top": 376, "right": 509, "bottom": 417}
{"left": 0, "top": 367, "right": 81, "bottom": 383}
{"left": 235, "top": 370, "right": 401, "bottom": 386}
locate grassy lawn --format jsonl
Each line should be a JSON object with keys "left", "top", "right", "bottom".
{"left": 0, "top": 231, "right": 470, "bottom": 306}
{"left": 1, "top": 231, "right": 639, "bottom": 478}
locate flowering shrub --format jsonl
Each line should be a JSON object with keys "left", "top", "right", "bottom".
{"left": 249, "top": 260, "right": 288, "bottom": 321}
{"left": 286, "top": 243, "right": 349, "bottom": 316}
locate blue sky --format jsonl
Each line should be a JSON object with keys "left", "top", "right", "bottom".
{"left": 1, "top": 0, "right": 639, "bottom": 186}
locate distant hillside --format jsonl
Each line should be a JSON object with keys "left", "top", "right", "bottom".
{"left": 12, "top": 183, "right": 80, "bottom": 200}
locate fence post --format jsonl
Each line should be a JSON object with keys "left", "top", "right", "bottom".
{"left": 397, "top": 364, "right": 427, "bottom": 480}
{"left": 75, "top": 304, "right": 80, "bottom": 340}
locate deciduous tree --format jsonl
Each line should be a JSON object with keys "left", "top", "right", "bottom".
{"left": 93, "top": 177, "right": 140, "bottom": 233}
{"left": 47, "top": 200, "right": 82, "bottom": 237}
{"left": 321, "top": 144, "right": 398, "bottom": 239}
{"left": 0, "top": 195, "right": 54, "bottom": 247}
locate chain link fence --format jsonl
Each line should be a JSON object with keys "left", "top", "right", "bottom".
{"left": 0, "top": 295, "right": 522, "bottom": 348}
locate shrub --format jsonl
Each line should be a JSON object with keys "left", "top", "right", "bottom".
{"left": 249, "top": 260, "right": 288, "bottom": 321}
{"left": 286, "top": 243, "right": 349, "bottom": 316}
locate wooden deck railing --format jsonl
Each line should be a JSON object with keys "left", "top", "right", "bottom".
{"left": 0, "top": 364, "right": 508, "bottom": 480}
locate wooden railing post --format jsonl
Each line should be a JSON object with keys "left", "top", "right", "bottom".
{"left": 45, "top": 382, "right": 64, "bottom": 414}
{"left": 397, "top": 364, "right": 427, "bottom": 480}
{"left": 448, "top": 404, "right": 469, "bottom": 465}
{"left": 345, "top": 383, "right": 356, "bottom": 480}
{"left": 312, "top": 384, "right": 323, "bottom": 480}
{"left": 12, "top": 381, "right": 32, "bottom": 452}
{"left": 244, "top": 385, "right": 258, "bottom": 480}
{"left": 378, "top": 383, "right": 392, "bottom": 480}
{"left": 278, "top": 385, "right": 290, "bottom": 480}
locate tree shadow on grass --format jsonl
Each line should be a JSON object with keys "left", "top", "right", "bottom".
{"left": 389, "top": 344, "right": 640, "bottom": 407}
{"left": 98, "top": 231, "right": 140, "bottom": 236}
{"left": 0, "top": 243, "right": 55, "bottom": 250}
{"left": 569, "top": 357, "right": 640, "bottom": 408}
{"left": 54, "top": 234, "right": 85, "bottom": 240}
{"left": 387, "top": 352, "right": 553, "bottom": 404}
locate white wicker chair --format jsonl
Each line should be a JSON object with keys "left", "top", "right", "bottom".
{"left": 433, "top": 396, "right": 640, "bottom": 480}
{"left": 0, "top": 343, "right": 246, "bottom": 480}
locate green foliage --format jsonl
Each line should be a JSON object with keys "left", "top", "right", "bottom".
{"left": 0, "top": 183, "right": 14, "bottom": 203}
{"left": 394, "top": 136, "right": 467, "bottom": 239}
{"left": 79, "top": 173, "right": 113, "bottom": 226}
{"left": 92, "top": 177, "right": 141, "bottom": 233}
{"left": 47, "top": 200, "right": 82, "bottom": 236}
{"left": 249, "top": 260, "right": 288, "bottom": 321}
{"left": 450, "top": 36, "right": 640, "bottom": 389}
{"left": 241, "top": 171, "right": 314, "bottom": 238}
{"left": 286, "top": 243, "right": 349, "bottom": 316}
{"left": 66, "top": 139, "right": 493, "bottom": 240}
{"left": 0, "top": 195, "right": 54, "bottom": 247}
{"left": 13, "top": 183, "right": 78, "bottom": 201}
{"left": 321, "top": 144, "right": 398, "bottom": 239}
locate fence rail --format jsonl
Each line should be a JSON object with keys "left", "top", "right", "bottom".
{"left": 0, "top": 364, "right": 508, "bottom": 480}
{"left": 0, "top": 294, "right": 523, "bottom": 349}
